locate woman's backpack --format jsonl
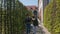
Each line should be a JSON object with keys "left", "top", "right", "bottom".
{"left": 33, "top": 19, "right": 38, "bottom": 26}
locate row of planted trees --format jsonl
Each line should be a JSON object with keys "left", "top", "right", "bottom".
{"left": 44, "top": 0, "right": 60, "bottom": 34}
{"left": 0, "top": 0, "right": 32, "bottom": 34}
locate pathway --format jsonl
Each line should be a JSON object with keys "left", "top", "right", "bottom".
{"left": 24, "top": 19, "right": 51, "bottom": 34}
{"left": 30, "top": 19, "right": 51, "bottom": 34}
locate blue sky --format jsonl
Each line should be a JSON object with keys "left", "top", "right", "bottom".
{"left": 19, "top": 0, "right": 38, "bottom": 6}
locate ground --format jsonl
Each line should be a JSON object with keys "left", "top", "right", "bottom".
{"left": 33, "top": 19, "right": 51, "bottom": 34}
{"left": 24, "top": 19, "right": 51, "bottom": 34}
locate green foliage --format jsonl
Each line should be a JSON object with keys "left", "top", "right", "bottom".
{"left": 0, "top": 0, "right": 32, "bottom": 34}
{"left": 44, "top": 0, "right": 60, "bottom": 34}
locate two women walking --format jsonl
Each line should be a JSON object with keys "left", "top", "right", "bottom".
{"left": 25, "top": 13, "right": 39, "bottom": 34}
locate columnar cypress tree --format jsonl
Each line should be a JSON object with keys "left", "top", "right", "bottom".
{"left": 0, "top": 0, "right": 31, "bottom": 34}
{"left": 44, "top": 0, "right": 60, "bottom": 34}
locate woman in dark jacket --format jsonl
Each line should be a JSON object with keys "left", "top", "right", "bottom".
{"left": 25, "top": 14, "right": 32, "bottom": 34}
{"left": 32, "top": 16, "right": 38, "bottom": 34}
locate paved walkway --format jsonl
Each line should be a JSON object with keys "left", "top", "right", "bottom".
{"left": 24, "top": 19, "right": 51, "bottom": 34}
{"left": 30, "top": 24, "right": 51, "bottom": 34}
{"left": 30, "top": 19, "right": 51, "bottom": 34}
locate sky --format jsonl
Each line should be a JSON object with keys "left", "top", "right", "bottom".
{"left": 19, "top": 0, "right": 38, "bottom": 6}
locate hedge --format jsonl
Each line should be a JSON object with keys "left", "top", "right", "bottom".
{"left": 0, "top": 0, "right": 32, "bottom": 34}
{"left": 44, "top": 0, "right": 60, "bottom": 34}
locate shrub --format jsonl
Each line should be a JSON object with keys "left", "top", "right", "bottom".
{"left": 0, "top": 0, "right": 32, "bottom": 34}
{"left": 44, "top": 0, "right": 60, "bottom": 34}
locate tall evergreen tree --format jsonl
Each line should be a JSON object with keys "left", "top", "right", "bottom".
{"left": 0, "top": 0, "right": 32, "bottom": 34}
